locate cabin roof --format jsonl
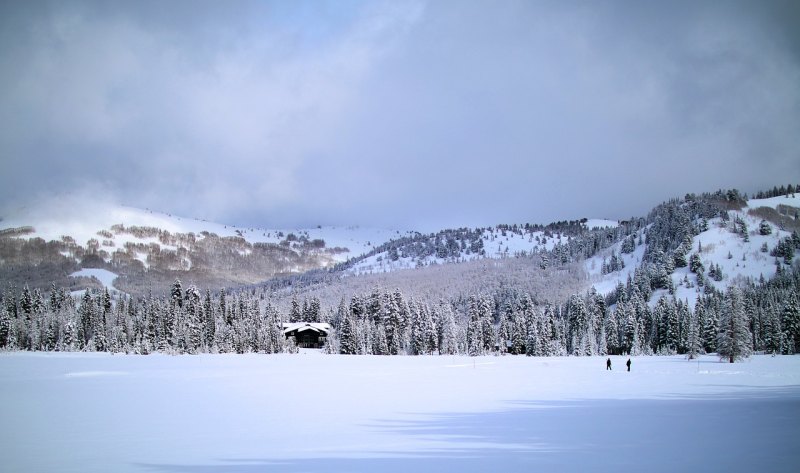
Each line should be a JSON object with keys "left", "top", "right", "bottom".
{"left": 282, "top": 322, "right": 331, "bottom": 335}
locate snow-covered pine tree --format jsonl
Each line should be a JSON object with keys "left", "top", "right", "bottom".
{"left": 410, "top": 302, "right": 426, "bottom": 355}
{"left": 203, "top": 289, "right": 215, "bottom": 349}
{"left": 540, "top": 302, "right": 560, "bottom": 355}
{"left": 374, "top": 324, "right": 389, "bottom": 355}
{"left": 384, "top": 293, "right": 402, "bottom": 355}
{"left": 423, "top": 304, "right": 438, "bottom": 355}
{"left": 306, "top": 297, "right": 321, "bottom": 323}
{"left": 393, "top": 289, "right": 410, "bottom": 345}
{"left": 621, "top": 234, "right": 636, "bottom": 254}
{"left": 761, "top": 306, "right": 782, "bottom": 355}
{"left": 437, "top": 302, "right": 458, "bottom": 355}
{"left": 525, "top": 310, "right": 541, "bottom": 357}
{"left": 289, "top": 296, "right": 302, "bottom": 323}
{"left": 701, "top": 302, "right": 718, "bottom": 353}
{"left": 685, "top": 306, "right": 702, "bottom": 359}
{"left": 604, "top": 304, "right": 620, "bottom": 355}
{"left": 270, "top": 303, "right": 286, "bottom": 353}
{"left": 510, "top": 312, "right": 526, "bottom": 355}
{"left": 479, "top": 296, "right": 495, "bottom": 353}
{"left": 366, "top": 287, "right": 383, "bottom": 324}
{"left": 567, "top": 294, "right": 589, "bottom": 355}
{"left": 780, "top": 294, "right": 800, "bottom": 354}
{"left": 170, "top": 279, "right": 183, "bottom": 308}
{"left": 717, "top": 287, "right": 752, "bottom": 363}
{"left": 62, "top": 316, "right": 76, "bottom": 352}
{"left": 466, "top": 295, "right": 484, "bottom": 356}
{"left": 0, "top": 303, "right": 10, "bottom": 348}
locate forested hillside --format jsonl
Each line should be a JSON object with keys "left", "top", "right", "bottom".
{"left": 1, "top": 185, "right": 798, "bottom": 360}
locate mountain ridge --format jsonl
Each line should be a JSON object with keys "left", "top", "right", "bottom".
{"left": 1, "top": 186, "right": 799, "bottom": 305}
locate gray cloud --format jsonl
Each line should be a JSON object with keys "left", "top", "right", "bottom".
{"left": 1, "top": 0, "right": 798, "bottom": 231}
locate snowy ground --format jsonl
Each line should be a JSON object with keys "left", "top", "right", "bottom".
{"left": 1, "top": 353, "right": 799, "bottom": 473}
{"left": 70, "top": 268, "right": 119, "bottom": 289}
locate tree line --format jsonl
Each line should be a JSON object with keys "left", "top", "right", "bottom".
{"left": 1, "top": 264, "right": 797, "bottom": 362}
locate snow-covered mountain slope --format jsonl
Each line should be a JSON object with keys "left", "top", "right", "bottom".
{"left": 1, "top": 197, "right": 405, "bottom": 265}
{"left": 346, "top": 219, "right": 619, "bottom": 275}
{"left": 585, "top": 194, "right": 800, "bottom": 307}
{"left": 747, "top": 193, "right": 800, "bottom": 212}
{"left": 0, "top": 196, "right": 413, "bottom": 293}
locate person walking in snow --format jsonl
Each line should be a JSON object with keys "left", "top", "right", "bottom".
{"left": 626, "top": 358, "right": 631, "bottom": 372}
{"left": 606, "top": 358, "right": 612, "bottom": 370}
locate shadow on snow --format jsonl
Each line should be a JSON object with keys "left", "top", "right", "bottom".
{"left": 137, "top": 386, "right": 800, "bottom": 473}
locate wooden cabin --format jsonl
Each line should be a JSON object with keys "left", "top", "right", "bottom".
{"left": 282, "top": 322, "right": 330, "bottom": 349}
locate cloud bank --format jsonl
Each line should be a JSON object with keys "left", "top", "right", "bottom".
{"left": 1, "top": 0, "right": 798, "bottom": 231}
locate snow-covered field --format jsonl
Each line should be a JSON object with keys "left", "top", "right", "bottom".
{"left": 1, "top": 353, "right": 798, "bottom": 473}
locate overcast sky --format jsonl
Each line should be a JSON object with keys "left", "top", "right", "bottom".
{"left": 1, "top": 0, "right": 799, "bottom": 231}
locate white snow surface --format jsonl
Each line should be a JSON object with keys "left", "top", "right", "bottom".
{"left": 1, "top": 353, "right": 799, "bottom": 473}
{"left": 747, "top": 193, "right": 800, "bottom": 210}
{"left": 69, "top": 268, "right": 119, "bottom": 290}
{"left": 583, "top": 218, "right": 619, "bottom": 229}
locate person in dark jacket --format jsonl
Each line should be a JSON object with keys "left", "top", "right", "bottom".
{"left": 606, "top": 358, "right": 612, "bottom": 370}
{"left": 626, "top": 358, "right": 631, "bottom": 372}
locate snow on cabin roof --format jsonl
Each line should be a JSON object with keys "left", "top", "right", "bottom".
{"left": 282, "top": 322, "right": 331, "bottom": 335}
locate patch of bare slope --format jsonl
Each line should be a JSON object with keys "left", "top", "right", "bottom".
{"left": 266, "top": 255, "right": 587, "bottom": 314}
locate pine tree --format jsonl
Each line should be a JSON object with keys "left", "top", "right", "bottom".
{"left": 762, "top": 307, "right": 782, "bottom": 355}
{"left": 62, "top": 317, "right": 76, "bottom": 352}
{"left": 93, "top": 298, "right": 108, "bottom": 352}
{"left": 203, "top": 289, "right": 215, "bottom": 348}
{"left": 20, "top": 286, "right": 32, "bottom": 320}
{"left": 617, "top": 300, "right": 635, "bottom": 354}
{"left": 186, "top": 306, "right": 202, "bottom": 354}
{"left": 410, "top": 303, "right": 427, "bottom": 355}
{"left": 423, "top": 304, "right": 438, "bottom": 355}
{"left": 437, "top": 302, "right": 458, "bottom": 355}
{"left": 170, "top": 279, "right": 183, "bottom": 309}
{"left": 78, "top": 291, "right": 94, "bottom": 348}
{"left": 466, "top": 296, "right": 484, "bottom": 356}
{"left": 338, "top": 311, "right": 358, "bottom": 355}
{"left": 689, "top": 253, "right": 704, "bottom": 274}
{"left": 567, "top": 294, "right": 590, "bottom": 355}
{"left": 685, "top": 307, "right": 702, "bottom": 359}
{"left": 654, "top": 296, "right": 677, "bottom": 354}
{"left": 702, "top": 303, "right": 718, "bottom": 353}
{"left": 479, "top": 296, "right": 495, "bottom": 353}
{"left": 525, "top": 318, "right": 546, "bottom": 356}
{"left": 717, "top": 287, "right": 752, "bottom": 363}
{"left": 510, "top": 313, "right": 526, "bottom": 355}
{"left": 367, "top": 287, "right": 383, "bottom": 323}
{"left": 289, "top": 296, "right": 302, "bottom": 323}
{"left": 219, "top": 288, "right": 228, "bottom": 327}
{"left": 0, "top": 304, "right": 10, "bottom": 348}
{"left": 306, "top": 297, "right": 321, "bottom": 323}
{"left": 384, "top": 293, "right": 402, "bottom": 355}
{"left": 780, "top": 294, "right": 800, "bottom": 354}
{"left": 374, "top": 325, "right": 389, "bottom": 355}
